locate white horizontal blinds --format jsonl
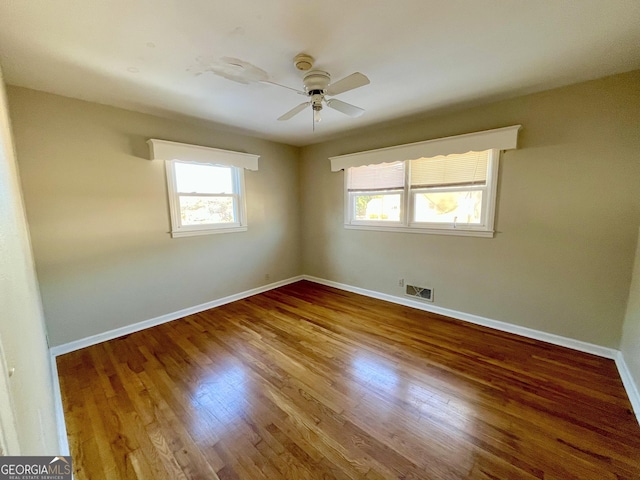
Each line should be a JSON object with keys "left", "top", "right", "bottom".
{"left": 410, "top": 150, "right": 489, "bottom": 189}
{"left": 347, "top": 161, "right": 405, "bottom": 192}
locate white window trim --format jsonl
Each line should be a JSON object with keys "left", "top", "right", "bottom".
{"left": 333, "top": 126, "right": 520, "bottom": 238}
{"left": 347, "top": 189, "right": 405, "bottom": 227}
{"left": 343, "top": 150, "right": 499, "bottom": 237}
{"left": 165, "top": 160, "right": 248, "bottom": 237}
{"left": 148, "top": 139, "right": 259, "bottom": 238}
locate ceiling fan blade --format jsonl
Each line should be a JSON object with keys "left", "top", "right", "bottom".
{"left": 278, "top": 102, "right": 310, "bottom": 121}
{"left": 326, "top": 98, "right": 365, "bottom": 117}
{"left": 326, "top": 72, "right": 370, "bottom": 96}
{"left": 262, "top": 80, "right": 306, "bottom": 95}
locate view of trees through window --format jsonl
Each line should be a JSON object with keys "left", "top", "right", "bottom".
{"left": 354, "top": 194, "right": 401, "bottom": 221}
{"left": 414, "top": 190, "right": 483, "bottom": 224}
{"left": 174, "top": 162, "right": 236, "bottom": 225}
{"left": 354, "top": 191, "right": 482, "bottom": 224}
{"left": 347, "top": 150, "right": 490, "bottom": 227}
{"left": 179, "top": 196, "right": 234, "bottom": 225}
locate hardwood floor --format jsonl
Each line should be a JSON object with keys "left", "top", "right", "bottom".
{"left": 57, "top": 280, "right": 640, "bottom": 479}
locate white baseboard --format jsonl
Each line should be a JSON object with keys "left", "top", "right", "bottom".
{"left": 49, "top": 275, "right": 303, "bottom": 457}
{"left": 48, "top": 273, "right": 640, "bottom": 431}
{"left": 49, "top": 353, "right": 69, "bottom": 456}
{"left": 614, "top": 352, "right": 640, "bottom": 425}
{"left": 50, "top": 275, "right": 304, "bottom": 357}
{"left": 302, "top": 275, "right": 640, "bottom": 425}
{"left": 303, "top": 275, "right": 617, "bottom": 358}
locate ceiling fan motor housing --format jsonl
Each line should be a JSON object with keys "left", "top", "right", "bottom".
{"left": 303, "top": 70, "right": 330, "bottom": 93}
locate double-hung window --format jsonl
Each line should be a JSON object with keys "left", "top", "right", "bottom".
{"left": 167, "top": 161, "right": 245, "bottom": 235}
{"left": 409, "top": 150, "right": 492, "bottom": 227}
{"left": 148, "top": 139, "right": 259, "bottom": 238}
{"left": 348, "top": 161, "right": 405, "bottom": 223}
{"left": 333, "top": 126, "right": 521, "bottom": 237}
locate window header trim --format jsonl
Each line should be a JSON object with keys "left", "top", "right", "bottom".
{"left": 329, "top": 125, "right": 521, "bottom": 172}
{"left": 148, "top": 139, "right": 259, "bottom": 171}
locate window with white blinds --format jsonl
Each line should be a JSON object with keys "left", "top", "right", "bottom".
{"left": 347, "top": 162, "right": 405, "bottom": 191}
{"left": 410, "top": 151, "right": 488, "bottom": 188}
{"left": 347, "top": 162, "right": 405, "bottom": 223}
{"left": 345, "top": 149, "right": 499, "bottom": 237}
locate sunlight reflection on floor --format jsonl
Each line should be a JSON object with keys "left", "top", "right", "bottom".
{"left": 191, "top": 362, "right": 249, "bottom": 436}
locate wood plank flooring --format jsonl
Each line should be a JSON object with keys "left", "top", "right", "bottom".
{"left": 57, "top": 280, "right": 640, "bottom": 479}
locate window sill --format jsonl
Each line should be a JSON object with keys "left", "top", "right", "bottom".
{"left": 171, "top": 226, "right": 248, "bottom": 238}
{"left": 344, "top": 224, "right": 494, "bottom": 238}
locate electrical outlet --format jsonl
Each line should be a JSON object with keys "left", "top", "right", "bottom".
{"left": 264, "top": 273, "right": 270, "bottom": 281}
{"left": 398, "top": 278, "right": 404, "bottom": 287}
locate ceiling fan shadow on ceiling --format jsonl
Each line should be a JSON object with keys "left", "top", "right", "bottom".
{"left": 265, "top": 53, "right": 370, "bottom": 128}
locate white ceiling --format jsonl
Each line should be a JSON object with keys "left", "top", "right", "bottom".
{"left": 1, "top": 1, "right": 639, "bottom": 147}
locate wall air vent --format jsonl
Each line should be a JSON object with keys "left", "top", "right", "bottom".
{"left": 405, "top": 284, "right": 434, "bottom": 302}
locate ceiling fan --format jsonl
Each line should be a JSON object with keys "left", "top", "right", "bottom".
{"left": 270, "top": 53, "right": 370, "bottom": 124}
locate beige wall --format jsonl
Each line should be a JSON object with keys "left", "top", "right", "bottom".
{"left": 7, "top": 71, "right": 640, "bottom": 354}
{"left": 8, "top": 87, "right": 302, "bottom": 346}
{"left": 622, "top": 228, "right": 640, "bottom": 393}
{"left": 0, "top": 71, "right": 60, "bottom": 453}
{"left": 300, "top": 70, "right": 640, "bottom": 349}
